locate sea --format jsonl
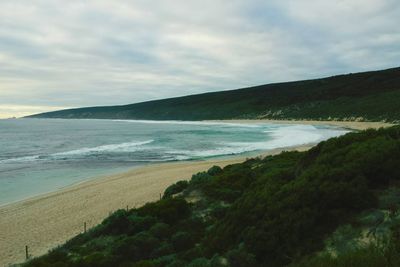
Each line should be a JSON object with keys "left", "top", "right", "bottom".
{"left": 0, "top": 118, "right": 350, "bottom": 205}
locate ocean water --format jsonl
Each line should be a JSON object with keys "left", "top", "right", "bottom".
{"left": 0, "top": 119, "right": 349, "bottom": 205}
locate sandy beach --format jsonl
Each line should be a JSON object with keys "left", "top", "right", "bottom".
{"left": 0, "top": 120, "right": 394, "bottom": 266}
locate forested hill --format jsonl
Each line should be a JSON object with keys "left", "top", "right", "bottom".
{"left": 28, "top": 67, "right": 400, "bottom": 122}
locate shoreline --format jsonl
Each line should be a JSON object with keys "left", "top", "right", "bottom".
{"left": 208, "top": 119, "right": 395, "bottom": 131}
{"left": 0, "top": 145, "right": 311, "bottom": 267}
{"left": 0, "top": 118, "right": 363, "bottom": 209}
{"left": 21, "top": 117, "right": 396, "bottom": 131}
{"left": 0, "top": 165, "right": 143, "bottom": 209}
{"left": 0, "top": 120, "right": 392, "bottom": 266}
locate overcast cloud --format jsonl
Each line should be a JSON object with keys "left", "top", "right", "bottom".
{"left": 0, "top": 0, "right": 399, "bottom": 117}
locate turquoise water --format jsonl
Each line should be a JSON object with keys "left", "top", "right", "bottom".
{"left": 0, "top": 119, "right": 349, "bottom": 205}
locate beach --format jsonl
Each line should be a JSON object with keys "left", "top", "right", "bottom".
{"left": 0, "top": 120, "right": 394, "bottom": 266}
{"left": 209, "top": 119, "right": 395, "bottom": 131}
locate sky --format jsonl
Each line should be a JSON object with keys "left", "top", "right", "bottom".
{"left": 0, "top": 0, "right": 399, "bottom": 118}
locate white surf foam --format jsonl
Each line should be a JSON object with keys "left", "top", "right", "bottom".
{"left": 163, "top": 125, "right": 349, "bottom": 159}
{"left": 1, "top": 140, "right": 154, "bottom": 163}
{"left": 0, "top": 155, "right": 41, "bottom": 164}
{"left": 0, "top": 124, "right": 349, "bottom": 164}
{"left": 112, "top": 119, "right": 261, "bottom": 128}
{"left": 52, "top": 140, "right": 154, "bottom": 157}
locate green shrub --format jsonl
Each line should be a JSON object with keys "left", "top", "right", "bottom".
{"left": 187, "top": 257, "right": 211, "bottom": 267}
{"left": 138, "top": 198, "right": 191, "bottom": 224}
{"left": 191, "top": 172, "right": 213, "bottom": 185}
{"left": 207, "top": 166, "right": 223, "bottom": 176}
{"left": 150, "top": 242, "right": 174, "bottom": 258}
{"left": 163, "top": 180, "right": 189, "bottom": 198}
{"left": 165, "top": 259, "right": 188, "bottom": 267}
{"left": 114, "top": 232, "right": 160, "bottom": 261}
{"left": 149, "top": 222, "right": 171, "bottom": 239}
{"left": 225, "top": 246, "right": 258, "bottom": 267}
{"left": 172, "top": 231, "right": 194, "bottom": 251}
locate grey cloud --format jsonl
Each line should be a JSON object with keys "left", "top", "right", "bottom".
{"left": 0, "top": 0, "right": 399, "bottom": 117}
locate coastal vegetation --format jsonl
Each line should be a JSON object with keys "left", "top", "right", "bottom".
{"left": 24, "top": 125, "right": 400, "bottom": 266}
{"left": 27, "top": 67, "right": 400, "bottom": 123}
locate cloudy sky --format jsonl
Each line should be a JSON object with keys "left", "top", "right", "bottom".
{"left": 0, "top": 0, "right": 399, "bottom": 118}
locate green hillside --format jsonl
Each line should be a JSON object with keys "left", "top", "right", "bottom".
{"left": 28, "top": 67, "right": 400, "bottom": 122}
{"left": 24, "top": 126, "right": 400, "bottom": 267}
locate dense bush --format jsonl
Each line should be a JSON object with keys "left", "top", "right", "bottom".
{"left": 163, "top": 181, "right": 189, "bottom": 199}
{"left": 138, "top": 198, "right": 191, "bottom": 224}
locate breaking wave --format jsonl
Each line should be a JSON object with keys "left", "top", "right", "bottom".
{"left": 1, "top": 140, "right": 154, "bottom": 163}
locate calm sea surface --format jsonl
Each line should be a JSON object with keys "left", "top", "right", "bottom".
{"left": 0, "top": 119, "right": 349, "bottom": 205}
